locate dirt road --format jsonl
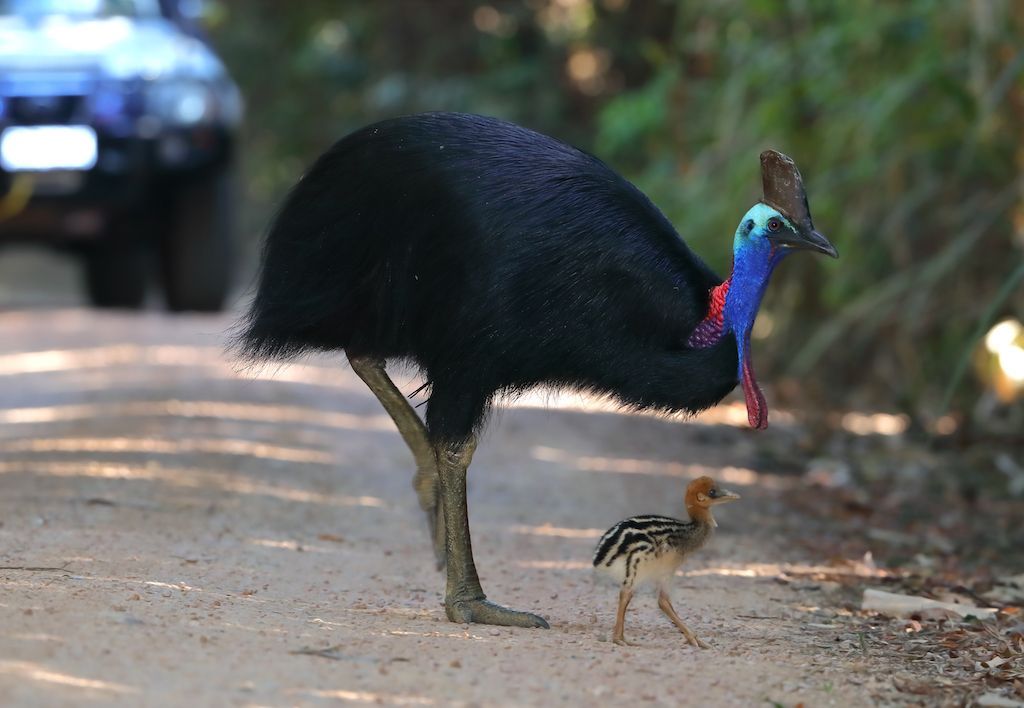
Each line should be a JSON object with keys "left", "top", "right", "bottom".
{"left": 0, "top": 297, "right": 914, "bottom": 706}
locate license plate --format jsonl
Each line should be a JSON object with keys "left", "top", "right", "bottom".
{"left": 0, "top": 125, "right": 98, "bottom": 172}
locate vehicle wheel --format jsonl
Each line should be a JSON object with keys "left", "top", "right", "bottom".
{"left": 160, "top": 168, "right": 235, "bottom": 312}
{"left": 83, "top": 238, "right": 148, "bottom": 309}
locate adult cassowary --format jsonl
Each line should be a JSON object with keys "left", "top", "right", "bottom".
{"left": 236, "top": 112, "right": 837, "bottom": 629}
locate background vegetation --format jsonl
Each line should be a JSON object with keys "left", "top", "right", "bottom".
{"left": 210, "top": 0, "right": 1024, "bottom": 437}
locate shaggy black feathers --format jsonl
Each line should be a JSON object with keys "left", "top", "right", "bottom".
{"left": 237, "top": 112, "right": 739, "bottom": 442}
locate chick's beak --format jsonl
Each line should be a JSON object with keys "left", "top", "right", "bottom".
{"left": 713, "top": 490, "right": 741, "bottom": 504}
{"left": 771, "top": 227, "right": 838, "bottom": 258}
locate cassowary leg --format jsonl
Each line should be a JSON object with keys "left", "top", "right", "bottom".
{"left": 657, "top": 588, "right": 709, "bottom": 649}
{"left": 612, "top": 587, "right": 635, "bottom": 646}
{"left": 347, "top": 354, "right": 445, "bottom": 567}
{"left": 436, "top": 438, "right": 549, "bottom": 628}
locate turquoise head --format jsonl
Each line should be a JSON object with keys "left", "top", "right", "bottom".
{"left": 721, "top": 151, "right": 838, "bottom": 429}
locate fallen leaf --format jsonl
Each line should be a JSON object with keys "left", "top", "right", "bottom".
{"left": 862, "top": 588, "right": 998, "bottom": 620}
{"left": 979, "top": 656, "right": 1011, "bottom": 671}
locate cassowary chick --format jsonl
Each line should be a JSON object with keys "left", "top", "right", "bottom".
{"left": 592, "top": 476, "right": 740, "bottom": 647}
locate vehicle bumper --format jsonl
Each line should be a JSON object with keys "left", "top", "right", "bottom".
{"left": 0, "top": 126, "right": 233, "bottom": 243}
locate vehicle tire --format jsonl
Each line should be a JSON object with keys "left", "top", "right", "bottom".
{"left": 160, "top": 167, "right": 235, "bottom": 312}
{"left": 83, "top": 237, "right": 148, "bottom": 310}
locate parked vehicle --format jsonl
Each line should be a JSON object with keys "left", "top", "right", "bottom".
{"left": 0, "top": 0, "right": 242, "bottom": 310}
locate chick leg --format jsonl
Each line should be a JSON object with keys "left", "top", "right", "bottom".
{"left": 657, "top": 588, "right": 709, "bottom": 649}
{"left": 347, "top": 355, "right": 445, "bottom": 568}
{"left": 612, "top": 587, "right": 636, "bottom": 646}
{"left": 436, "top": 438, "right": 549, "bottom": 628}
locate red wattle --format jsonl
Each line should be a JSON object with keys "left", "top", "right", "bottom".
{"left": 707, "top": 279, "right": 730, "bottom": 327}
{"left": 741, "top": 352, "right": 768, "bottom": 430}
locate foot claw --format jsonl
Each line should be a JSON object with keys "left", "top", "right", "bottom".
{"left": 612, "top": 636, "right": 637, "bottom": 647}
{"left": 687, "top": 635, "right": 710, "bottom": 649}
{"left": 445, "top": 598, "right": 549, "bottom": 628}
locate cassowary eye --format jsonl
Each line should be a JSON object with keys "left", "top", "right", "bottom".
{"left": 767, "top": 218, "right": 781, "bottom": 232}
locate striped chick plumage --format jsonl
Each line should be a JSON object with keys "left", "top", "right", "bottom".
{"left": 592, "top": 515, "right": 712, "bottom": 589}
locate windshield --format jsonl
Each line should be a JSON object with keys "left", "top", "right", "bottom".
{"left": 0, "top": 0, "right": 161, "bottom": 17}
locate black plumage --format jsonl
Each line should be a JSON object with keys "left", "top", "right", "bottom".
{"left": 238, "top": 112, "right": 738, "bottom": 443}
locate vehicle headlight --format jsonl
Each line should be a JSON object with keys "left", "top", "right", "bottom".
{"left": 146, "top": 81, "right": 216, "bottom": 126}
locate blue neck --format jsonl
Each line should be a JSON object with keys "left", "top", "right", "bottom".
{"left": 723, "top": 229, "right": 787, "bottom": 378}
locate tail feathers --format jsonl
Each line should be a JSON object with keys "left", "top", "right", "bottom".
{"left": 230, "top": 310, "right": 310, "bottom": 363}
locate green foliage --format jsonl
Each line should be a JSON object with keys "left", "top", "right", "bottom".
{"left": 212, "top": 0, "right": 1024, "bottom": 423}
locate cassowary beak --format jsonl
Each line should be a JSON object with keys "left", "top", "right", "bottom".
{"left": 768, "top": 226, "right": 839, "bottom": 258}
{"left": 760, "top": 149, "right": 839, "bottom": 259}
{"left": 800, "top": 229, "right": 839, "bottom": 258}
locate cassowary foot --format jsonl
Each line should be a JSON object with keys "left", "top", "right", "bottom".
{"left": 433, "top": 437, "right": 545, "bottom": 628}
{"left": 412, "top": 465, "right": 446, "bottom": 569}
{"left": 445, "top": 597, "right": 549, "bottom": 628}
{"left": 346, "top": 355, "right": 446, "bottom": 568}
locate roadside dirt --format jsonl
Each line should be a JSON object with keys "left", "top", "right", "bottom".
{"left": 0, "top": 293, "right": 1001, "bottom": 706}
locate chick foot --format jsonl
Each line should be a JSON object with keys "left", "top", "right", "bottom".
{"left": 658, "top": 590, "right": 710, "bottom": 649}
{"left": 686, "top": 634, "right": 710, "bottom": 649}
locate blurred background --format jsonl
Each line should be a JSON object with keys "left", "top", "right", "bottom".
{"left": 1, "top": 0, "right": 1022, "bottom": 456}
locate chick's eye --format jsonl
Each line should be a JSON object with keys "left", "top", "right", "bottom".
{"left": 767, "top": 218, "right": 781, "bottom": 232}
{"left": 708, "top": 489, "right": 717, "bottom": 498}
